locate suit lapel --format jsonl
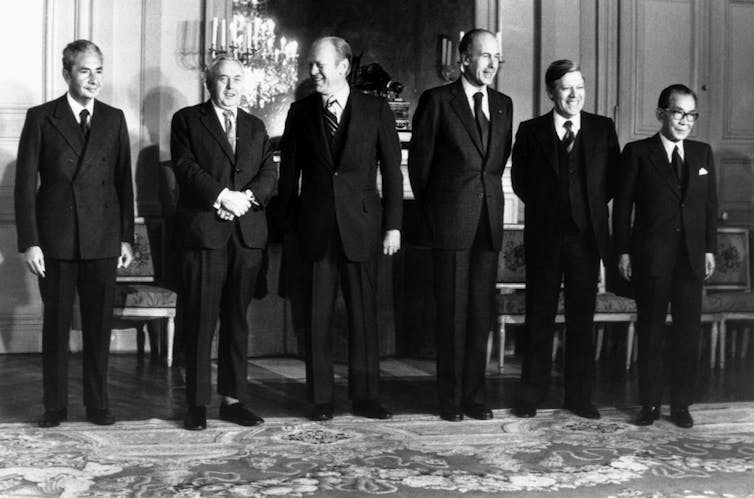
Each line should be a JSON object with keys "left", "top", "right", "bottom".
{"left": 199, "top": 100, "right": 236, "bottom": 164}
{"left": 235, "top": 109, "right": 252, "bottom": 173}
{"left": 302, "top": 94, "right": 335, "bottom": 169}
{"left": 485, "top": 91, "right": 506, "bottom": 166}
{"left": 48, "top": 95, "right": 85, "bottom": 157}
{"left": 449, "top": 79, "right": 485, "bottom": 157}
{"left": 647, "top": 133, "right": 681, "bottom": 199}
{"left": 533, "top": 111, "right": 559, "bottom": 176}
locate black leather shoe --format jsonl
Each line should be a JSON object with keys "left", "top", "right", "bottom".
{"left": 511, "top": 404, "right": 537, "bottom": 418}
{"left": 219, "top": 402, "right": 264, "bottom": 426}
{"left": 352, "top": 400, "right": 392, "bottom": 420}
{"left": 184, "top": 405, "right": 207, "bottom": 431}
{"left": 634, "top": 405, "right": 661, "bottom": 426}
{"left": 310, "top": 403, "right": 334, "bottom": 421}
{"left": 463, "top": 404, "right": 493, "bottom": 420}
{"left": 563, "top": 402, "right": 601, "bottom": 420}
{"left": 86, "top": 407, "right": 115, "bottom": 425}
{"left": 439, "top": 407, "right": 463, "bottom": 422}
{"left": 670, "top": 406, "right": 694, "bottom": 428}
{"left": 38, "top": 408, "right": 67, "bottom": 428}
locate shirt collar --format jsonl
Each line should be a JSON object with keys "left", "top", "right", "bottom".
{"left": 553, "top": 110, "right": 581, "bottom": 136}
{"left": 659, "top": 132, "right": 684, "bottom": 161}
{"left": 461, "top": 75, "right": 488, "bottom": 102}
{"left": 321, "top": 84, "right": 351, "bottom": 108}
{"left": 67, "top": 92, "right": 94, "bottom": 122}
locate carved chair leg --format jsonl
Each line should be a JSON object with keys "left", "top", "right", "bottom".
{"left": 710, "top": 322, "right": 719, "bottom": 369}
{"left": 594, "top": 324, "right": 604, "bottom": 362}
{"left": 719, "top": 320, "right": 727, "bottom": 370}
{"left": 167, "top": 316, "right": 175, "bottom": 367}
{"left": 742, "top": 326, "right": 750, "bottom": 360}
{"left": 626, "top": 322, "right": 635, "bottom": 371}
{"left": 498, "top": 317, "right": 506, "bottom": 374}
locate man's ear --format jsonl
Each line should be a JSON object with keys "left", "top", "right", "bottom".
{"left": 655, "top": 108, "right": 664, "bottom": 122}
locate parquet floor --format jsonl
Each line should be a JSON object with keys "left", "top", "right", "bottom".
{"left": 1, "top": 341, "right": 753, "bottom": 424}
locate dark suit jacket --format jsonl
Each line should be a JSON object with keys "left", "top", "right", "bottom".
{"left": 15, "top": 95, "right": 134, "bottom": 259}
{"left": 278, "top": 90, "right": 403, "bottom": 262}
{"left": 171, "top": 100, "right": 277, "bottom": 250}
{"left": 511, "top": 110, "right": 620, "bottom": 262}
{"left": 613, "top": 134, "right": 718, "bottom": 279}
{"left": 408, "top": 78, "right": 513, "bottom": 251}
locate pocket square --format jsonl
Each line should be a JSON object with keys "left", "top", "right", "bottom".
{"left": 699, "top": 168, "right": 708, "bottom": 176}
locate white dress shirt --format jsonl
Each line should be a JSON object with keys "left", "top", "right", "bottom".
{"left": 553, "top": 111, "right": 581, "bottom": 141}
{"left": 461, "top": 76, "right": 489, "bottom": 119}
{"left": 321, "top": 84, "right": 351, "bottom": 122}
{"left": 659, "top": 133, "right": 685, "bottom": 162}
{"left": 67, "top": 92, "right": 94, "bottom": 126}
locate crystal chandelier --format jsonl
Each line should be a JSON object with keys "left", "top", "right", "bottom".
{"left": 209, "top": 0, "right": 299, "bottom": 110}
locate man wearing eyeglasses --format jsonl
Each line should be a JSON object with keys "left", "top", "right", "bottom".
{"left": 613, "top": 84, "right": 717, "bottom": 429}
{"left": 409, "top": 29, "right": 512, "bottom": 422}
{"left": 511, "top": 60, "right": 620, "bottom": 420}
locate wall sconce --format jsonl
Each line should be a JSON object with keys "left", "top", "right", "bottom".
{"left": 436, "top": 32, "right": 463, "bottom": 82}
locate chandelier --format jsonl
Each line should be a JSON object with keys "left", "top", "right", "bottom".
{"left": 209, "top": 0, "right": 299, "bottom": 110}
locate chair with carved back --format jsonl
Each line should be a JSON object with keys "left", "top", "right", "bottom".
{"left": 701, "top": 227, "right": 753, "bottom": 368}
{"left": 491, "top": 224, "right": 639, "bottom": 373}
{"left": 113, "top": 217, "right": 177, "bottom": 366}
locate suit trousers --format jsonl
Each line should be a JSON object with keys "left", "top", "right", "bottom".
{"left": 634, "top": 245, "right": 702, "bottom": 408}
{"left": 306, "top": 225, "right": 380, "bottom": 404}
{"left": 39, "top": 257, "right": 117, "bottom": 411}
{"left": 178, "top": 225, "right": 263, "bottom": 406}
{"left": 519, "top": 229, "right": 600, "bottom": 406}
{"left": 432, "top": 205, "right": 498, "bottom": 410}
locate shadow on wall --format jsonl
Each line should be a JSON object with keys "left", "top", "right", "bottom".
{"left": 0, "top": 154, "right": 33, "bottom": 353}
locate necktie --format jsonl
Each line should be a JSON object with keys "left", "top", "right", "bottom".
{"left": 79, "top": 109, "right": 90, "bottom": 139}
{"left": 224, "top": 110, "right": 235, "bottom": 153}
{"left": 672, "top": 145, "right": 684, "bottom": 183}
{"left": 323, "top": 96, "right": 340, "bottom": 139}
{"left": 562, "top": 120, "right": 574, "bottom": 153}
{"left": 473, "top": 92, "right": 489, "bottom": 151}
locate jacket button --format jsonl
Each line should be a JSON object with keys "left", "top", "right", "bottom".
{"left": 334, "top": 172, "right": 339, "bottom": 176}
{"left": 478, "top": 193, "right": 484, "bottom": 199}
{"left": 235, "top": 168, "right": 241, "bottom": 173}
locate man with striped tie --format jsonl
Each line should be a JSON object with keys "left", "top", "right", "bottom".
{"left": 171, "top": 55, "right": 277, "bottom": 430}
{"left": 279, "top": 36, "right": 403, "bottom": 422}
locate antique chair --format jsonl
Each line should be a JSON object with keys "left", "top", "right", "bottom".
{"left": 112, "top": 217, "right": 177, "bottom": 366}
{"left": 492, "top": 224, "right": 638, "bottom": 373}
{"left": 702, "top": 227, "right": 753, "bottom": 369}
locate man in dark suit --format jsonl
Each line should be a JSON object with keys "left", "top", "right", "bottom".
{"left": 511, "top": 59, "right": 620, "bottom": 420}
{"left": 14, "top": 40, "right": 134, "bottom": 427}
{"left": 171, "top": 55, "right": 277, "bottom": 430}
{"left": 409, "top": 29, "right": 513, "bottom": 422}
{"left": 279, "top": 36, "right": 403, "bottom": 422}
{"left": 613, "top": 84, "right": 717, "bottom": 429}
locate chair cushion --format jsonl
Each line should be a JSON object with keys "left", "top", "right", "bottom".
{"left": 497, "top": 292, "right": 636, "bottom": 315}
{"left": 594, "top": 292, "right": 637, "bottom": 313}
{"left": 114, "top": 284, "right": 176, "bottom": 308}
{"left": 702, "top": 292, "right": 754, "bottom": 313}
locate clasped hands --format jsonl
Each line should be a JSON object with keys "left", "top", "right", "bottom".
{"left": 217, "top": 189, "right": 259, "bottom": 221}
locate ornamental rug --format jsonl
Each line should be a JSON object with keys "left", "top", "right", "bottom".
{"left": 1, "top": 403, "right": 754, "bottom": 498}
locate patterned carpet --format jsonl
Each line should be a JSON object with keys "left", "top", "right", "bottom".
{"left": 1, "top": 403, "right": 754, "bottom": 497}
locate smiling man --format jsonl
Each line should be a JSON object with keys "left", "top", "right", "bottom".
{"left": 15, "top": 40, "right": 134, "bottom": 428}
{"left": 278, "top": 36, "right": 403, "bottom": 422}
{"left": 171, "top": 55, "right": 277, "bottom": 430}
{"left": 613, "top": 84, "right": 717, "bottom": 429}
{"left": 409, "top": 29, "right": 513, "bottom": 422}
{"left": 511, "top": 59, "right": 620, "bottom": 420}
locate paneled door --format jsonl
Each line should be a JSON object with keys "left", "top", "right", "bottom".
{"left": 617, "top": 0, "right": 754, "bottom": 226}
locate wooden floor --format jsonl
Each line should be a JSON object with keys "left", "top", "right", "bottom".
{"left": 1, "top": 337, "right": 754, "bottom": 424}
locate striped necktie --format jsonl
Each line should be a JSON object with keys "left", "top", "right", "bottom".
{"left": 323, "top": 96, "right": 340, "bottom": 139}
{"left": 224, "top": 110, "right": 235, "bottom": 153}
{"left": 79, "top": 109, "right": 90, "bottom": 139}
{"left": 562, "top": 120, "right": 575, "bottom": 153}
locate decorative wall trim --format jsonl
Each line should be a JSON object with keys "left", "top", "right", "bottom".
{"left": 721, "top": 0, "right": 754, "bottom": 141}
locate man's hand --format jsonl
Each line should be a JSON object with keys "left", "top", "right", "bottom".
{"left": 245, "top": 189, "right": 260, "bottom": 208}
{"left": 704, "top": 252, "right": 716, "bottom": 280}
{"left": 24, "top": 246, "right": 46, "bottom": 277}
{"left": 217, "top": 207, "right": 235, "bottom": 221}
{"left": 118, "top": 242, "right": 134, "bottom": 269}
{"left": 618, "top": 253, "right": 632, "bottom": 281}
{"left": 219, "top": 190, "right": 252, "bottom": 217}
{"left": 383, "top": 229, "right": 401, "bottom": 256}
